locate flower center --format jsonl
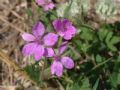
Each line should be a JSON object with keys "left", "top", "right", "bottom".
{"left": 62, "top": 24, "right": 68, "bottom": 32}
{"left": 35, "top": 37, "right": 44, "bottom": 45}
{"left": 54, "top": 55, "right": 61, "bottom": 61}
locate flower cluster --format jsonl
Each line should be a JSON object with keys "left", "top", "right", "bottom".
{"left": 22, "top": 19, "right": 77, "bottom": 77}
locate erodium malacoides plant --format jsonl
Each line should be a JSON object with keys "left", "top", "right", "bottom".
{"left": 20, "top": 0, "right": 120, "bottom": 89}
{"left": 21, "top": 0, "right": 77, "bottom": 77}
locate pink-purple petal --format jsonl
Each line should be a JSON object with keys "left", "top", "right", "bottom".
{"left": 51, "top": 61, "right": 63, "bottom": 77}
{"left": 63, "top": 19, "right": 72, "bottom": 26}
{"left": 63, "top": 31, "right": 73, "bottom": 40}
{"left": 33, "top": 45, "right": 44, "bottom": 61}
{"left": 32, "top": 21, "right": 45, "bottom": 37}
{"left": 53, "top": 19, "right": 65, "bottom": 36}
{"left": 35, "top": 0, "right": 45, "bottom": 6}
{"left": 59, "top": 42, "right": 68, "bottom": 54}
{"left": 67, "top": 26, "right": 77, "bottom": 35}
{"left": 22, "top": 43, "right": 37, "bottom": 56}
{"left": 44, "top": 48, "right": 54, "bottom": 57}
{"left": 35, "top": 0, "right": 55, "bottom": 11}
{"left": 43, "top": 3, "right": 55, "bottom": 11}
{"left": 53, "top": 19, "right": 61, "bottom": 31}
{"left": 64, "top": 26, "right": 77, "bottom": 40}
{"left": 43, "top": 33, "right": 58, "bottom": 46}
{"left": 61, "top": 57, "right": 74, "bottom": 69}
{"left": 22, "top": 33, "right": 35, "bottom": 42}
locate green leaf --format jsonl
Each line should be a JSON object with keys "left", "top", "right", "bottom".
{"left": 81, "top": 43, "right": 90, "bottom": 53}
{"left": 107, "top": 43, "right": 117, "bottom": 51}
{"left": 66, "top": 77, "right": 92, "bottom": 90}
{"left": 109, "top": 73, "right": 118, "bottom": 89}
{"left": 96, "top": 54, "right": 102, "bottom": 63}
{"left": 24, "top": 63, "right": 42, "bottom": 85}
{"left": 98, "top": 29, "right": 108, "bottom": 41}
{"left": 104, "top": 32, "right": 120, "bottom": 51}
{"left": 110, "top": 36, "right": 120, "bottom": 44}
{"left": 104, "top": 32, "right": 119, "bottom": 51}
{"left": 80, "top": 78, "right": 92, "bottom": 90}
{"left": 105, "top": 32, "right": 113, "bottom": 44}
{"left": 80, "top": 27, "right": 94, "bottom": 41}
{"left": 66, "top": 83, "right": 80, "bottom": 90}
{"left": 93, "top": 78, "right": 100, "bottom": 90}
{"left": 117, "top": 73, "right": 120, "bottom": 84}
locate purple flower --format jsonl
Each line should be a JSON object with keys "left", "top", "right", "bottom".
{"left": 51, "top": 42, "right": 74, "bottom": 77}
{"left": 22, "top": 21, "right": 58, "bottom": 61}
{"left": 53, "top": 19, "right": 77, "bottom": 40}
{"left": 35, "top": 0, "right": 55, "bottom": 11}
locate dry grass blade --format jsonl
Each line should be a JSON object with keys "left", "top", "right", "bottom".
{"left": 0, "top": 15, "right": 25, "bottom": 33}
{"left": 0, "top": 50, "right": 39, "bottom": 89}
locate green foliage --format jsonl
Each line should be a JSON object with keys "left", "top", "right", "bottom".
{"left": 98, "top": 27, "right": 120, "bottom": 51}
{"left": 80, "top": 27, "right": 95, "bottom": 41}
{"left": 64, "top": 23, "right": 120, "bottom": 90}
{"left": 66, "top": 78, "right": 92, "bottom": 90}
{"left": 24, "top": 62, "right": 43, "bottom": 85}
